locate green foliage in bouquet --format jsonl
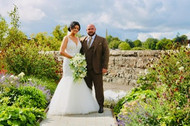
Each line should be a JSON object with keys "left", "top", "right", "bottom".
{"left": 69, "top": 53, "right": 87, "bottom": 82}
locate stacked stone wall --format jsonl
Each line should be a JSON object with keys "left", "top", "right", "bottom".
{"left": 104, "top": 50, "right": 161, "bottom": 86}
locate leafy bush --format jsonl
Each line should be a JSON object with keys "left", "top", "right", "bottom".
{"left": 0, "top": 105, "right": 45, "bottom": 126}
{"left": 118, "top": 42, "right": 131, "bottom": 50}
{"left": 0, "top": 86, "right": 47, "bottom": 109}
{"left": 131, "top": 47, "right": 146, "bottom": 50}
{"left": 24, "top": 75, "right": 57, "bottom": 95}
{"left": 0, "top": 73, "right": 48, "bottom": 126}
{"left": 5, "top": 42, "right": 61, "bottom": 81}
{"left": 114, "top": 88, "right": 156, "bottom": 115}
{"left": 30, "top": 32, "right": 61, "bottom": 51}
{"left": 0, "top": 73, "right": 52, "bottom": 102}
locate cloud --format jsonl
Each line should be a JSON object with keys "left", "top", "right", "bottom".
{"left": 0, "top": 0, "right": 190, "bottom": 40}
{"left": 0, "top": 0, "right": 46, "bottom": 22}
{"left": 137, "top": 32, "right": 175, "bottom": 41}
{"left": 185, "top": 32, "right": 190, "bottom": 40}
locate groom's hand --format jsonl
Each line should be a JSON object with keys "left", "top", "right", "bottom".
{"left": 102, "top": 68, "right": 107, "bottom": 74}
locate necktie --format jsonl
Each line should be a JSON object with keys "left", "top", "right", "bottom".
{"left": 87, "top": 37, "right": 92, "bottom": 49}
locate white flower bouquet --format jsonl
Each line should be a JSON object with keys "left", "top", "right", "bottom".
{"left": 69, "top": 53, "right": 87, "bottom": 82}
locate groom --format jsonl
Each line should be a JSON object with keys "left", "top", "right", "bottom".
{"left": 80, "top": 24, "right": 109, "bottom": 113}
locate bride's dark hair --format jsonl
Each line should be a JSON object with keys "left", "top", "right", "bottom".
{"left": 68, "top": 21, "right": 81, "bottom": 32}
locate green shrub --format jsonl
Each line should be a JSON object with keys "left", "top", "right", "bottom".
{"left": 115, "top": 47, "right": 190, "bottom": 125}
{"left": 30, "top": 32, "right": 61, "bottom": 51}
{"left": 118, "top": 42, "right": 131, "bottom": 50}
{"left": 25, "top": 75, "right": 57, "bottom": 95}
{"left": 131, "top": 47, "right": 146, "bottom": 50}
{"left": 0, "top": 105, "right": 45, "bottom": 126}
{"left": 114, "top": 88, "right": 156, "bottom": 115}
{"left": 5, "top": 42, "right": 61, "bottom": 81}
{"left": 0, "top": 86, "right": 47, "bottom": 109}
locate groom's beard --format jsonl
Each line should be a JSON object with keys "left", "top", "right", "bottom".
{"left": 88, "top": 32, "right": 95, "bottom": 36}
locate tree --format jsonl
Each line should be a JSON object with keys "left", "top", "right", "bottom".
{"left": 0, "top": 17, "right": 8, "bottom": 48}
{"left": 52, "top": 25, "right": 68, "bottom": 41}
{"left": 156, "top": 38, "right": 173, "bottom": 50}
{"left": 118, "top": 42, "right": 131, "bottom": 50}
{"left": 173, "top": 34, "right": 188, "bottom": 45}
{"left": 106, "top": 35, "right": 120, "bottom": 44}
{"left": 143, "top": 38, "right": 158, "bottom": 50}
{"left": 106, "top": 35, "right": 112, "bottom": 44}
{"left": 109, "top": 40, "right": 121, "bottom": 49}
{"left": 125, "top": 39, "right": 134, "bottom": 48}
{"left": 133, "top": 40, "right": 142, "bottom": 47}
{"left": 3, "top": 5, "right": 27, "bottom": 49}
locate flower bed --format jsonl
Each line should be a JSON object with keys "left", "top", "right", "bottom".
{"left": 114, "top": 47, "right": 190, "bottom": 126}
{"left": 0, "top": 72, "right": 56, "bottom": 125}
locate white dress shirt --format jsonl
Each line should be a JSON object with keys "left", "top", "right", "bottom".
{"left": 87, "top": 34, "right": 96, "bottom": 47}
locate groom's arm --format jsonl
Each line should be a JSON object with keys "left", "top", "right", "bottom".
{"left": 102, "top": 38, "right": 110, "bottom": 70}
{"left": 79, "top": 36, "right": 87, "bottom": 55}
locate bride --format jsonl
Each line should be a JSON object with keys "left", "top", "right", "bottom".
{"left": 47, "top": 21, "right": 99, "bottom": 115}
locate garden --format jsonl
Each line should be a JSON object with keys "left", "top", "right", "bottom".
{"left": 0, "top": 5, "right": 190, "bottom": 126}
{"left": 113, "top": 47, "right": 190, "bottom": 126}
{"left": 0, "top": 6, "right": 62, "bottom": 126}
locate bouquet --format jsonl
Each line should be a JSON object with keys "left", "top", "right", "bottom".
{"left": 69, "top": 53, "right": 87, "bottom": 83}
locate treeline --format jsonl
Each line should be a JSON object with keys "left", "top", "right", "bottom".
{"left": 106, "top": 34, "right": 189, "bottom": 50}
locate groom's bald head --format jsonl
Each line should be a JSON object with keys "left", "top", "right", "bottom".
{"left": 86, "top": 24, "right": 96, "bottom": 36}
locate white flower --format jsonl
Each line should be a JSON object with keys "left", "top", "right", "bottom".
{"left": 13, "top": 76, "right": 18, "bottom": 80}
{"left": 176, "top": 61, "right": 180, "bottom": 65}
{"left": 179, "top": 66, "right": 184, "bottom": 71}
{"left": 10, "top": 75, "right": 14, "bottom": 78}
{"left": 1, "top": 75, "right": 5, "bottom": 80}
{"left": 28, "top": 78, "right": 32, "bottom": 81}
{"left": 18, "top": 72, "right": 25, "bottom": 78}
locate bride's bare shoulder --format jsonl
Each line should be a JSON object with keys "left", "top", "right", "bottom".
{"left": 62, "top": 35, "right": 69, "bottom": 41}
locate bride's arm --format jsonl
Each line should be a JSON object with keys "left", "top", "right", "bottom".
{"left": 59, "top": 36, "right": 73, "bottom": 59}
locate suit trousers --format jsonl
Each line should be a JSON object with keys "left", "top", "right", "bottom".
{"left": 85, "top": 70, "right": 104, "bottom": 107}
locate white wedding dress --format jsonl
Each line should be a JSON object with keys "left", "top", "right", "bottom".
{"left": 47, "top": 37, "right": 99, "bottom": 115}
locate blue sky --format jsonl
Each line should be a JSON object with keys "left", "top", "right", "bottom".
{"left": 0, "top": 0, "right": 190, "bottom": 41}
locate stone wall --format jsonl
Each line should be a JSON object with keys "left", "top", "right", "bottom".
{"left": 49, "top": 50, "right": 161, "bottom": 86}
{"left": 104, "top": 50, "right": 161, "bottom": 86}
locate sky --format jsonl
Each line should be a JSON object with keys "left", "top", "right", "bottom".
{"left": 0, "top": 0, "right": 190, "bottom": 42}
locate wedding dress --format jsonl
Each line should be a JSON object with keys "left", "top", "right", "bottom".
{"left": 47, "top": 37, "right": 99, "bottom": 115}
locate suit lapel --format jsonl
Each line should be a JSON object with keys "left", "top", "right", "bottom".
{"left": 91, "top": 35, "right": 99, "bottom": 52}
{"left": 84, "top": 35, "right": 99, "bottom": 52}
{"left": 83, "top": 36, "right": 88, "bottom": 51}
